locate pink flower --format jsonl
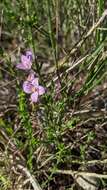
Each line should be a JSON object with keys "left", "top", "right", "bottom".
{"left": 23, "top": 74, "right": 45, "bottom": 103}
{"left": 16, "top": 50, "right": 33, "bottom": 71}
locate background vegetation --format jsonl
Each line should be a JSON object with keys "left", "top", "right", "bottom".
{"left": 0, "top": 0, "right": 107, "bottom": 189}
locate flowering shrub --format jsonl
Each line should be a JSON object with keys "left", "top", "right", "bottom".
{"left": 16, "top": 50, "right": 45, "bottom": 102}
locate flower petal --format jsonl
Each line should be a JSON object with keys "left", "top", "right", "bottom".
{"left": 16, "top": 63, "right": 27, "bottom": 70}
{"left": 26, "top": 50, "right": 33, "bottom": 61}
{"left": 16, "top": 63, "right": 31, "bottom": 70}
{"left": 38, "top": 85, "right": 45, "bottom": 95}
{"left": 27, "top": 72, "right": 35, "bottom": 81}
{"left": 21, "top": 55, "right": 32, "bottom": 69}
{"left": 32, "top": 78, "right": 39, "bottom": 87}
{"left": 27, "top": 62, "right": 32, "bottom": 70}
{"left": 23, "top": 81, "right": 33, "bottom": 94}
{"left": 31, "top": 92, "right": 39, "bottom": 102}
{"left": 21, "top": 55, "right": 29, "bottom": 63}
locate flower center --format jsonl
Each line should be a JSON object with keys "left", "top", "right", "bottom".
{"left": 32, "top": 86, "right": 39, "bottom": 93}
{"left": 32, "top": 86, "right": 36, "bottom": 92}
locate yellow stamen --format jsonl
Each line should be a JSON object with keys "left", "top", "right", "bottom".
{"left": 32, "top": 87, "right": 36, "bottom": 92}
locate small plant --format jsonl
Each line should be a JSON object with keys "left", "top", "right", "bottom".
{"left": 0, "top": 172, "right": 11, "bottom": 190}
{"left": 16, "top": 50, "right": 45, "bottom": 103}
{"left": 1, "top": 0, "right": 107, "bottom": 189}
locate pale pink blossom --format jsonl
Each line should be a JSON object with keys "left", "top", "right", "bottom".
{"left": 23, "top": 74, "right": 45, "bottom": 103}
{"left": 16, "top": 51, "right": 33, "bottom": 70}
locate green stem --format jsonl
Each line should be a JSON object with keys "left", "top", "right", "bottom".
{"left": 46, "top": 0, "right": 61, "bottom": 83}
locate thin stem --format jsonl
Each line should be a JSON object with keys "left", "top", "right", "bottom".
{"left": 46, "top": 0, "right": 61, "bottom": 83}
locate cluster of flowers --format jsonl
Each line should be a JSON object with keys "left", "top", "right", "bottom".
{"left": 16, "top": 50, "right": 45, "bottom": 103}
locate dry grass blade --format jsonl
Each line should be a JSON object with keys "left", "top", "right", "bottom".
{"left": 54, "top": 169, "right": 107, "bottom": 179}
{"left": 18, "top": 165, "right": 42, "bottom": 190}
